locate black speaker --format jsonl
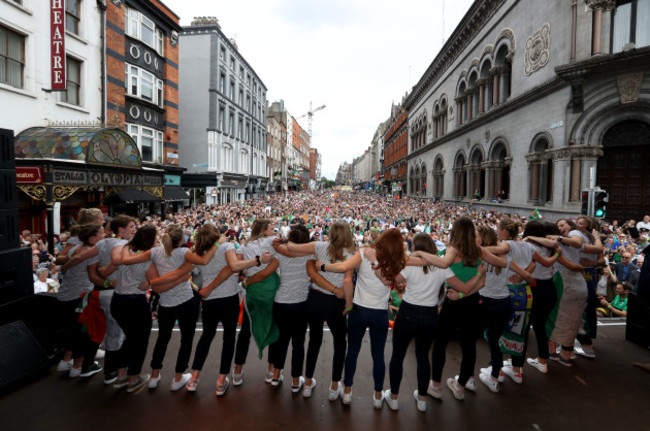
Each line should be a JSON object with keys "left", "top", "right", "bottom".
{"left": 626, "top": 293, "right": 650, "bottom": 348}
{"left": 0, "top": 128, "right": 15, "bottom": 170}
{"left": 0, "top": 247, "right": 33, "bottom": 305}
{"left": 0, "top": 208, "right": 20, "bottom": 251}
{"left": 0, "top": 168, "right": 18, "bottom": 209}
{"left": 0, "top": 320, "right": 48, "bottom": 389}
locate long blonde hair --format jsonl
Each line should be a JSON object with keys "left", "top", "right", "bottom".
{"left": 327, "top": 221, "right": 356, "bottom": 263}
{"left": 249, "top": 219, "right": 271, "bottom": 243}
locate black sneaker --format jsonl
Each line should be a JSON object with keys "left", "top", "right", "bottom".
{"left": 80, "top": 362, "right": 103, "bottom": 378}
{"left": 104, "top": 371, "right": 118, "bottom": 385}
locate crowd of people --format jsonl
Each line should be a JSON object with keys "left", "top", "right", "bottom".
{"left": 21, "top": 191, "right": 650, "bottom": 410}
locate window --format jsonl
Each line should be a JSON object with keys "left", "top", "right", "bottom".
{"left": 230, "top": 57, "right": 235, "bottom": 70}
{"left": 238, "top": 117, "right": 243, "bottom": 140}
{"left": 220, "top": 47, "right": 225, "bottom": 60}
{"left": 229, "top": 112, "right": 234, "bottom": 135}
{"left": 239, "top": 89, "right": 243, "bottom": 106}
{"left": 0, "top": 25, "right": 25, "bottom": 89}
{"left": 218, "top": 107, "right": 225, "bottom": 131}
{"left": 61, "top": 57, "right": 81, "bottom": 105}
{"left": 66, "top": 0, "right": 81, "bottom": 35}
{"left": 240, "top": 150, "right": 248, "bottom": 173}
{"left": 229, "top": 79, "right": 235, "bottom": 100}
{"left": 125, "top": 7, "right": 164, "bottom": 56}
{"left": 126, "top": 123, "right": 163, "bottom": 163}
{"left": 222, "top": 144, "right": 233, "bottom": 171}
{"left": 239, "top": 66, "right": 244, "bottom": 79}
{"left": 125, "top": 64, "right": 164, "bottom": 107}
{"left": 613, "top": 0, "right": 650, "bottom": 52}
{"left": 219, "top": 72, "right": 225, "bottom": 93}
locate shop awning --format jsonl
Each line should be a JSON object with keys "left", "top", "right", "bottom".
{"left": 116, "top": 188, "right": 160, "bottom": 203}
{"left": 164, "top": 186, "right": 190, "bottom": 201}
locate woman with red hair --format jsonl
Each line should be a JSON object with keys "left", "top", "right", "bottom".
{"left": 317, "top": 228, "right": 411, "bottom": 409}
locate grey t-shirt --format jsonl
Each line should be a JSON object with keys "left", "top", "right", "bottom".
{"left": 240, "top": 237, "right": 276, "bottom": 278}
{"left": 58, "top": 245, "right": 94, "bottom": 301}
{"left": 275, "top": 254, "right": 311, "bottom": 303}
{"left": 313, "top": 241, "right": 353, "bottom": 295}
{"left": 92, "top": 238, "right": 128, "bottom": 281}
{"left": 554, "top": 230, "right": 584, "bottom": 272}
{"left": 197, "top": 242, "right": 240, "bottom": 300}
{"left": 115, "top": 258, "right": 151, "bottom": 295}
{"left": 151, "top": 246, "right": 193, "bottom": 307}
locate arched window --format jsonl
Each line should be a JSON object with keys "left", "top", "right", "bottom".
{"left": 420, "top": 163, "right": 427, "bottom": 196}
{"left": 494, "top": 44, "right": 512, "bottom": 102}
{"left": 222, "top": 144, "right": 233, "bottom": 171}
{"left": 454, "top": 153, "right": 467, "bottom": 198}
{"left": 480, "top": 60, "right": 493, "bottom": 113}
{"left": 433, "top": 156, "right": 444, "bottom": 199}
{"left": 489, "top": 141, "right": 511, "bottom": 200}
{"left": 527, "top": 135, "right": 553, "bottom": 204}
{"left": 469, "top": 147, "right": 485, "bottom": 199}
{"left": 239, "top": 149, "right": 249, "bottom": 173}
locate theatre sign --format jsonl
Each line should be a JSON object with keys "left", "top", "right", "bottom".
{"left": 52, "top": 169, "right": 163, "bottom": 186}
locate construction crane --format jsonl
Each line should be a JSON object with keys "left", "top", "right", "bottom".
{"left": 297, "top": 101, "right": 326, "bottom": 137}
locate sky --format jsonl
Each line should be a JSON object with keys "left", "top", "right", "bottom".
{"left": 162, "top": 0, "right": 476, "bottom": 179}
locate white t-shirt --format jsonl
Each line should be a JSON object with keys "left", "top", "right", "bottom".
{"left": 401, "top": 265, "right": 453, "bottom": 307}
{"left": 353, "top": 250, "right": 390, "bottom": 310}
{"left": 34, "top": 278, "right": 55, "bottom": 294}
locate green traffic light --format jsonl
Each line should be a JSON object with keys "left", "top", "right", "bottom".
{"left": 595, "top": 209, "right": 605, "bottom": 217}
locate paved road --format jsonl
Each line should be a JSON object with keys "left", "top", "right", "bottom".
{"left": 1, "top": 322, "right": 649, "bottom": 431}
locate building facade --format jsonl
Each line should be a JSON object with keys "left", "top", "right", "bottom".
{"left": 179, "top": 17, "right": 268, "bottom": 204}
{"left": 383, "top": 101, "right": 409, "bottom": 196}
{"left": 404, "top": 0, "right": 650, "bottom": 221}
{"left": 1, "top": 0, "right": 183, "bottom": 242}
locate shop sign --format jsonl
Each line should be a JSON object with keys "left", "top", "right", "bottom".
{"left": 51, "top": 0, "right": 66, "bottom": 90}
{"left": 16, "top": 166, "right": 44, "bottom": 184}
{"left": 165, "top": 175, "right": 181, "bottom": 185}
{"left": 53, "top": 169, "right": 163, "bottom": 186}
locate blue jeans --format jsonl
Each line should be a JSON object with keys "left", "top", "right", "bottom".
{"left": 344, "top": 305, "right": 389, "bottom": 391}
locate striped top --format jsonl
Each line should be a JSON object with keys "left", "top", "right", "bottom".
{"left": 197, "top": 242, "right": 240, "bottom": 300}
{"left": 151, "top": 246, "right": 193, "bottom": 307}
{"left": 57, "top": 245, "right": 93, "bottom": 301}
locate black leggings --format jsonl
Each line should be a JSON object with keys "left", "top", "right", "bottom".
{"left": 234, "top": 302, "right": 251, "bottom": 366}
{"left": 480, "top": 296, "right": 513, "bottom": 379}
{"left": 389, "top": 301, "right": 437, "bottom": 396}
{"left": 191, "top": 294, "right": 239, "bottom": 374}
{"left": 304, "top": 290, "right": 347, "bottom": 382}
{"left": 431, "top": 295, "right": 480, "bottom": 386}
{"left": 111, "top": 293, "right": 152, "bottom": 376}
{"left": 269, "top": 301, "right": 308, "bottom": 377}
{"left": 150, "top": 297, "right": 199, "bottom": 373}
{"left": 57, "top": 297, "right": 99, "bottom": 370}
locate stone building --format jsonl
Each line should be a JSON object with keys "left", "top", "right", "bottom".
{"left": 404, "top": 0, "right": 650, "bottom": 221}
{"left": 178, "top": 17, "right": 268, "bottom": 204}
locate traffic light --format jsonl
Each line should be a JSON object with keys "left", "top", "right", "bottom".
{"left": 581, "top": 189, "right": 591, "bottom": 215}
{"left": 594, "top": 189, "right": 608, "bottom": 218}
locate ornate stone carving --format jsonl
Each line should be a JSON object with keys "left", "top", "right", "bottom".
{"left": 448, "top": 105, "right": 454, "bottom": 120}
{"left": 525, "top": 153, "right": 544, "bottom": 164}
{"left": 144, "top": 186, "right": 164, "bottom": 199}
{"left": 18, "top": 185, "right": 46, "bottom": 201}
{"left": 549, "top": 146, "right": 604, "bottom": 161}
{"left": 586, "top": 0, "right": 616, "bottom": 10}
{"left": 466, "top": 139, "right": 471, "bottom": 149}
{"left": 617, "top": 73, "right": 644, "bottom": 104}
{"left": 525, "top": 23, "right": 551, "bottom": 76}
{"left": 484, "top": 129, "right": 490, "bottom": 142}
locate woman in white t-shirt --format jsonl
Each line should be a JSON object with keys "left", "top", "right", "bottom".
{"left": 317, "top": 228, "right": 410, "bottom": 409}
{"left": 34, "top": 267, "right": 56, "bottom": 294}
{"left": 385, "top": 233, "right": 485, "bottom": 412}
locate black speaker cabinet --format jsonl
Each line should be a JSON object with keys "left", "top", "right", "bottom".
{"left": 626, "top": 293, "right": 650, "bottom": 348}
{"left": 0, "top": 247, "right": 33, "bottom": 305}
{"left": 0, "top": 128, "right": 15, "bottom": 170}
{"left": 0, "top": 168, "right": 18, "bottom": 210}
{"left": 0, "top": 208, "right": 19, "bottom": 251}
{"left": 0, "top": 320, "right": 48, "bottom": 389}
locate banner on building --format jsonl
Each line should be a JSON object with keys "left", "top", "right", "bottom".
{"left": 51, "top": 0, "right": 66, "bottom": 90}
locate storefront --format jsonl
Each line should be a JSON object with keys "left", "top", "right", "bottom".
{"left": 14, "top": 127, "right": 164, "bottom": 250}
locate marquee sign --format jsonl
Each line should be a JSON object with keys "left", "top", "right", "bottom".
{"left": 51, "top": 0, "right": 66, "bottom": 90}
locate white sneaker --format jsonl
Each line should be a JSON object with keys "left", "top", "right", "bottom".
{"left": 264, "top": 371, "right": 274, "bottom": 384}
{"left": 270, "top": 373, "right": 284, "bottom": 387}
{"left": 69, "top": 367, "right": 81, "bottom": 378}
{"left": 126, "top": 374, "right": 150, "bottom": 393}
{"left": 232, "top": 371, "right": 244, "bottom": 386}
{"left": 383, "top": 389, "right": 399, "bottom": 411}
{"left": 148, "top": 375, "right": 161, "bottom": 389}
{"left": 427, "top": 380, "right": 442, "bottom": 399}
{"left": 372, "top": 392, "right": 384, "bottom": 409}
{"left": 479, "top": 366, "right": 505, "bottom": 383}
{"left": 501, "top": 365, "right": 523, "bottom": 384}
{"left": 170, "top": 373, "right": 191, "bottom": 391}
{"left": 291, "top": 376, "right": 305, "bottom": 393}
{"left": 527, "top": 358, "right": 548, "bottom": 374}
{"left": 216, "top": 376, "right": 230, "bottom": 396}
{"left": 455, "top": 375, "right": 477, "bottom": 392}
{"left": 328, "top": 381, "right": 342, "bottom": 401}
{"left": 341, "top": 390, "right": 352, "bottom": 405}
{"left": 303, "top": 378, "right": 317, "bottom": 398}
{"left": 446, "top": 377, "right": 465, "bottom": 400}
{"left": 479, "top": 372, "right": 500, "bottom": 393}
{"left": 57, "top": 359, "right": 73, "bottom": 372}
{"left": 413, "top": 390, "right": 427, "bottom": 412}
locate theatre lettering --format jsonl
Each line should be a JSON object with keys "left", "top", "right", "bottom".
{"left": 52, "top": 169, "right": 162, "bottom": 186}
